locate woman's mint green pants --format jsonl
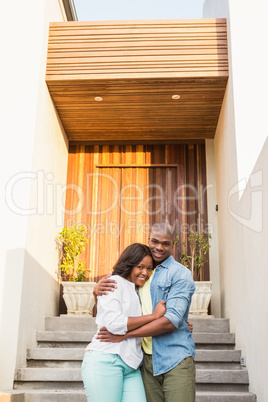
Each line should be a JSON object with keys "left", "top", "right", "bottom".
{"left": 81, "top": 350, "right": 147, "bottom": 402}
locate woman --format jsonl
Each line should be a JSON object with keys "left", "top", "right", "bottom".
{"left": 81, "top": 243, "right": 166, "bottom": 402}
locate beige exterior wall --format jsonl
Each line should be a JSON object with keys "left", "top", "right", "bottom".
{"left": 204, "top": 1, "right": 268, "bottom": 400}
{"left": 205, "top": 139, "right": 221, "bottom": 318}
{"left": 0, "top": 0, "right": 69, "bottom": 391}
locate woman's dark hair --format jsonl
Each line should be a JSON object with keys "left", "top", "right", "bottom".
{"left": 112, "top": 243, "right": 153, "bottom": 279}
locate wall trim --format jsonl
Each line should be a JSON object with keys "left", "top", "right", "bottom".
{"left": 62, "top": 0, "right": 78, "bottom": 21}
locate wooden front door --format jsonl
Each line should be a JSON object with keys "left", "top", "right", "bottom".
{"left": 64, "top": 144, "right": 209, "bottom": 281}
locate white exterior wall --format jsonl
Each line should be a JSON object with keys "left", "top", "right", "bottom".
{"left": 204, "top": 1, "right": 268, "bottom": 400}
{"left": 0, "top": 0, "right": 69, "bottom": 391}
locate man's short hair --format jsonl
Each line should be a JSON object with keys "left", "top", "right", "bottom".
{"left": 150, "top": 222, "right": 175, "bottom": 240}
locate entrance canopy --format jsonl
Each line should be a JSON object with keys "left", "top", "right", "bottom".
{"left": 46, "top": 19, "right": 228, "bottom": 143}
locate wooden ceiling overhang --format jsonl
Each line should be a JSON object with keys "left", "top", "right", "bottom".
{"left": 46, "top": 19, "right": 228, "bottom": 143}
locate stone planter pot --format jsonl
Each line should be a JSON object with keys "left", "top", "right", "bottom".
{"left": 62, "top": 282, "right": 96, "bottom": 315}
{"left": 189, "top": 281, "right": 212, "bottom": 317}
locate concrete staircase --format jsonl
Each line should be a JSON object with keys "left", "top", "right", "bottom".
{"left": 12, "top": 316, "right": 257, "bottom": 401}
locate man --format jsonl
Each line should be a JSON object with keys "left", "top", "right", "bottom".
{"left": 95, "top": 222, "right": 196, "bottom": 402}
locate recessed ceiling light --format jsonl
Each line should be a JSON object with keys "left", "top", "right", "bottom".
{"left": 172, "top": 94, "right": 180, "bottom": 100}
{"left": 95, "top": 96, "right": 103, "bottom": 102}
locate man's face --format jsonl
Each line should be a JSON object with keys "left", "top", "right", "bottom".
{"left": 148, "top": 231, "right": 173, "bottom": 264}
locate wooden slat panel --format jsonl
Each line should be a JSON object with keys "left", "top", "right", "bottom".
{"left": 46, "top": 76, "right": 227, "bottom": 141}
{"left": 47, "top": 19, "right": 228, "bottom": 81}
{"left": 46, "top": 19, "right": 228, "bottom": 142}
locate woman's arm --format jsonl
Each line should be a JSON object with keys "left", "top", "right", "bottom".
{"left": 97, "top": 316, "right": 175, "bottom": 342}
{"left": 100, "top": 295, "right": 166, "bottom": 334}
{"left": 127, "top": 301, "right": 166, "bottom": 331}
{"left": 126, "top": 316, "right": 175, "bottom": 337}
{"left": 97, "top": 318, "right": 193, "bottom": 342}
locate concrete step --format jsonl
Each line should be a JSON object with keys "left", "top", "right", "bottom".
{"left": 36, "top": 331, "right": 235, "bottom": 347}
{"left": 193, "top": 333, "right": 235, "bottom": 349}
{"left": 190, "top": 318, "right": 230, "bottom": 333}
{"left": 195, "top": 362, "right": 241, "bottom": 370}
{"left": 22, "top": 390, "right": 85, "bottom": 402}
{"left": 28, "top": 360, "right": 241, "bottom": 370}
{"left": 36, "top": 331, "right": 95, "bottom": 342}
{"left": 45, "top": 316, "right": 97, "bottom": 332}
{"left": 195, "top": 349, "right": 241, "bottom": 369}
{"left": 27, "top": 348, "right": 84, "bottom": 361}
{"left": 196, "top": 368, "right": 249, "bottom": 392}
{"left": 196, "top": 391, "right": 257, "bottom": 401}
{"left": 21, "top": 390, "right": 85, "bottom": 402}
{"left": 28, "top": 348, "right": 241, "bottom": 362}
{"left": 14, "top": 367, "right": 249, "bottom": 391}
{"left": 45, "top": 316, "right": 230, "bottom": 334}
{"left": 15, "top": 368, "right": 82, "bottom": 383}
{"left": 36, "top": 331, "right": 94, "bottom": 348}
{"left": 7, "top": 390, "right": 257, "bottom": 402}
{"left": 27, "top": 347, "right": 242, "bottom": 369}
{"left": 27, "top": 348, "right": 84, "bottom": 368}
{"left": 14, "top": 383, "right": 83, "bottom": 391}
{"left": 195, "top": 350, "right": 241, "bottom": 362}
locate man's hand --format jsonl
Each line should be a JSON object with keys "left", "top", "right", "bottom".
{"left": 93, "top": 273, "right": 117, "bottom": 297}
{"left": 152, "top": 301, "right": 166, "bottom": 319}
{"left": 96, "top": 327, "right": 125, "bottom": 343}
{"left": 187, "top": 321, "right": 193, "bottom": 333}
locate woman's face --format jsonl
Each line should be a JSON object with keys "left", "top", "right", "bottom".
{"left": 127, "top": 255, "right": 153, "bottom": 287}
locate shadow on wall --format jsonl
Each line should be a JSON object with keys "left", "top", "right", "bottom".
{"left": 224, "top": 136, "right": 268, "bottom": 401}
{"left": 0, "top": 249, "right": 60, "bottom": 389}
{"left": 227, "top": 137, "right": 267, "bottom": 236}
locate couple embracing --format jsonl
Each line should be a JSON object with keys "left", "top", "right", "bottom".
{"left": 81, "top": 222, "right": 196, "bottom": 402}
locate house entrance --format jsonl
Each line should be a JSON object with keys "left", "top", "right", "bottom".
{"left": 64, "top": 144, "right": 209, "bottom": 281}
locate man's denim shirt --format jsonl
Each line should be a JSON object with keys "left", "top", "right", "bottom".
{"left": 150, "top": 255, "right": 196, "bottom": 376}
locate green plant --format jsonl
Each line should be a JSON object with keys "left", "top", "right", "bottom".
{"left": 57, "top": 224, "right": 89, "bottom": 282}
{"left": 175, "top": 230, "right": 212, "bottom": 281}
